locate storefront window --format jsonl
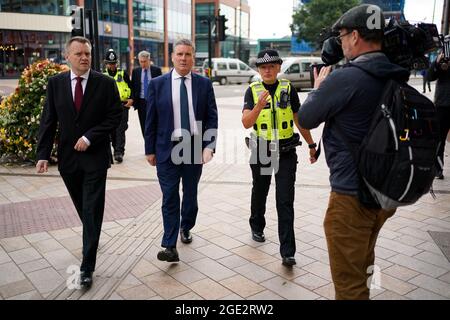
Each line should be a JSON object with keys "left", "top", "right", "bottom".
{"left": 0, "top": 30, "right": 69, "bottom": 78}
{"left": 0, "top": 0, "right": 73, "bottom": 16}
{"left": 167, "top": 0, "right": 191, "bottom": 41}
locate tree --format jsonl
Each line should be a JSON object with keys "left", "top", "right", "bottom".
{"left": 291, "top": 0, "right": 360, "bottom": 50}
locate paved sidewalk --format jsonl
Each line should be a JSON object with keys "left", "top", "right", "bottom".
{"left": 0, "top": 82, "right": 449, "bottom": 300}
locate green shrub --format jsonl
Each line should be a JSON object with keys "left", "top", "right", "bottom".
{"left": 0, "top": 59, "right": 69, "bottom": 162}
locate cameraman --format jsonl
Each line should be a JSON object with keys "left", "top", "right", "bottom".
{"left": 428, "top": 53, "right": 450, "bottom": 179}
{"left": 297, "top": 4, "right": 409, "bottom": 300}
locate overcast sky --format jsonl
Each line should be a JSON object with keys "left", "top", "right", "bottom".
{"left": 247, "top": 0, "right": 444, "bottom": 40}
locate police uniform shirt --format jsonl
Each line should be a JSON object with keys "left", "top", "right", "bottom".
{"left": 106, "top": 69, "right": 132, "bottom": 91}
{"left": 242, "top": 80, "right": 301, "bottom": 113}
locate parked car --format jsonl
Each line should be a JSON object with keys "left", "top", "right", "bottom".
{"left": 251, "top": 56, "right": 323, "bottom": 90}
{"left": 202, "top": 58, "right": 257, "bottom": 85}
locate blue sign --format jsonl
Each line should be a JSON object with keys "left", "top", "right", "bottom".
{"left": 291, "top": 37, "right": 314, "bottom": 54}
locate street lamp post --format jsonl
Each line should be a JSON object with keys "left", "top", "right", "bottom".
{"left": 92, "top": 0, "right": 100, "bottom": 71}
{"left": 238, "top": 1, "right": 242, "bottom": 60}
{"left": 201, "top": 17, "right": 213, "bottom": 78}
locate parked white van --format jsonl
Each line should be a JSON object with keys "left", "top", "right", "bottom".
{"left": 202, "top": 58, "right": 257, "bottom": 85}
{"left": 251, "top": 56, "right": 323, "bottom": 90}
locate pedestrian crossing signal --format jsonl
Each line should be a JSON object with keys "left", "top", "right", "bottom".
{"left": 70, "top": 5, "right": 85, "bottom": 37}
{"left": 217, "top": 15, "right": 228, "bottom": 41}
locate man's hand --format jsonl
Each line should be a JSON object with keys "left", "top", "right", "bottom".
{"left": 74, "top": 138, "right": 89, "bottom": 152}
{"left": 202, "top": 148, "right": 214, "bottom": 164}
{"left": 36, "top": 160, "right": 48, "bottom": 173}
{"left": 124, "top": 99, "right": 133, "bottom": 108}
{"left": 437, "top": 53, "right": 444, "bottom": 63}
{"left": 314, "top": 66, "right": 332, "bottom": 89}
{"left": 309, "top": 148, "right": 317, "bottom": 164}
{"left": 146, "top": 154, "right": 156, "bottom": 166}
{"left": 255, "top": 91, "right": 270, "bottom": 110}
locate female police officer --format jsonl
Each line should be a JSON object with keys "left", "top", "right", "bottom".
{"left": 241, "top": 49, "right": 317, "bottom": 267}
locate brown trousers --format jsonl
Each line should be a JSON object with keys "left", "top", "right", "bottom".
{"left": 324, "top": 192, "right": 395, "bottom": 300}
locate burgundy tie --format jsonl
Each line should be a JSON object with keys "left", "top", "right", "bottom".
{"left": 74, "top": 76, "right": 83, "bottom": 112}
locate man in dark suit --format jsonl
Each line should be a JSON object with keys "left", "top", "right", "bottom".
{"left": 145, "top": 39, "right": 218, "bottom": 262}
{"left": 36, "top": 36, "right": 122, "bottom": 289}
{"left": 131, "top": 50, "right": 162, "bottom": 137}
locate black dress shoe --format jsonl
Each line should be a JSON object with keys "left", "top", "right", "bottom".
{"left": 114, "top": 154, "right": 123, "bottom": 163}
{"left": 180, "top": 229, "right": 192, "bottom": 244}
{"left": 157, "top": 247, "right": 179, "bottom": 262}
{"left": 435, "top": 172, "right": 444, "bottom": 180}
{"left": 251, "top": 231, "right": 265, "bottom": 243}
{"left": 282, "top": 257, "right": 296, "bottom": 267}
{"left": 80, "top": 271, "right": 93, "bottom": 289}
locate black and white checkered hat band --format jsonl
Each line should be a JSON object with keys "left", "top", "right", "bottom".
{"left": 256, "top": 53, "right": 282, "bottom": 65}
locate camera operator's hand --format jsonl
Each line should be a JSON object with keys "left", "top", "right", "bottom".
{"left": 314, "top": 66, "right": 332, "bottom": 89}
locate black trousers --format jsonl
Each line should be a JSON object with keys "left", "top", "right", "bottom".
{"left": 111, "top": 106, "right": 129, "bottom": 156}
{"left": 136, "top": 98, "right": 147, "bottom": 137}
{"left": 436, "top": 107, "right": 450, "bottom": 173}
{"left": 250, "top": 150, "right": 297, "bottom": 257}
{"left": 422, "top": 77, "right": 431, "bottom": 93}
{"left": 61, "top": 169, "right": 107, "bottom": 272}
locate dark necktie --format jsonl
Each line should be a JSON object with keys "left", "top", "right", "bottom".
{"left": 143, "top": 69, "right": 149, "bottom": 99}
{"left": 74, "top": 76, "right": 83, "bottom": 112}
{"left": 180, "top": 76, "right": 190, "bottom": 134}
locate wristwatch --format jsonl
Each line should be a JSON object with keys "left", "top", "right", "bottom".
{"left": 308, "top": 143, "right": 317, "bottom": 149}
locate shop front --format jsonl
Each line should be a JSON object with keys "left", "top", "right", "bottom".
{"left": 0, "top": 30, "right": 70, "bottom": 78}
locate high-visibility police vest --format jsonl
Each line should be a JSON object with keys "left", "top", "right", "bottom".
{"left": 104, "top": 69, "right": 131, "bottom": 102}
{"left": 250, "top": 79, "right": 294, "bottom": 141}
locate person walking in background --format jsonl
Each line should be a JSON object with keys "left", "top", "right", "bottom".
{"left": 103, "top": 49, "right": 133, "bottom": 163}
{"left": 36, "top": 37, "right": 122, "bottom": 289}
{"left": 421, "top": 69, "right": 431, "bottom": 93}
{"left": 145, "top": 39, "right": 218, "bottom": 263}
{"left": 131, "top": 51, "right": 162, "bottom": 137}
{"left": 428, "top": 52, "right": 450, "bottom": 179}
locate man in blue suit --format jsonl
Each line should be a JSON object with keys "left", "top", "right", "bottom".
{"left": 145, "top": 39, "right": 218, "bottom": 262}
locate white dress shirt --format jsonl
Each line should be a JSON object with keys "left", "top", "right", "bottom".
{"left": 70, "top": 69, "right": 89, "bottom": 98}
{"left": 70, "top": 69, "right": 91, "bottom": 145}
{"left": 171, "top": 69, "right": 198, "bottom": 138}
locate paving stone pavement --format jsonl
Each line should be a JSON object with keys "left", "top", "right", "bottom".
{"left": 0, "top": 82, "right": 449, "bottom": 300}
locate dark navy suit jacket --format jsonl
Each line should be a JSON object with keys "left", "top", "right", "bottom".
{"left": 144, "top": 70, "right": 218, "bottom": 164}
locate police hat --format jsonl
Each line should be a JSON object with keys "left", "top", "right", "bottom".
{"left": 255, "top": 49, "right": 283, "bottom": 67}
{"left": 332, "top": 4, "right": 385, "bottom": 32}
{"left": 104, "top": 49, "right": 118, "bottom": 63}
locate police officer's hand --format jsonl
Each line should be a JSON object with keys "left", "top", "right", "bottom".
{"left": 314, "top": 66, "right": 332, "bottom": 89}
{"left": 124, "top": 99, "right": 133, "bottom": 108}
{"left": 256, "top": 91, "right": 270, "bottom": 110}
{"left": 146, "top": 154, "right": 156, "bottom": 166}
{"left": 309, "top": 148, "right": 317, "bottom": 164}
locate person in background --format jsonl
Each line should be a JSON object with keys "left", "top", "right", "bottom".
{"left": 428, "top": 52, "right": 450, "bottom": 180}
{"left": 131, "top": 51, "right": 162, "bottom": 137}
{"left": 103, "top": 49, "right": 133, "bottom": 163}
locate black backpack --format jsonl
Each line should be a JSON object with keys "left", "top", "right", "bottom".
{"left": 335, "top": 75, "right": 440, "bottom": 210}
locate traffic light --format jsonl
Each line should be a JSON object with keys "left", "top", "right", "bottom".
{"left": 70, "top": 5, "right": 84, "bottom": 37}
{"left": 216, "top": 15, "right": 228, "bottom": 41}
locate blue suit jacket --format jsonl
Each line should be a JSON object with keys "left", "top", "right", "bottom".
{"left": 144, "top": 70, "right": 218, "bottom": 164}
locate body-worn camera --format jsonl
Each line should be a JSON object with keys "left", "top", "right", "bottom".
{"left": 318, "top": 18, "right": 440, "bottom": 71}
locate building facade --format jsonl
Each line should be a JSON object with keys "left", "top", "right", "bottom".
{"left": 0, "top": 0, "right": 195, "bottom": 78}
{"left": 195, "top": 0, "right": 250, "bottom": 65}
